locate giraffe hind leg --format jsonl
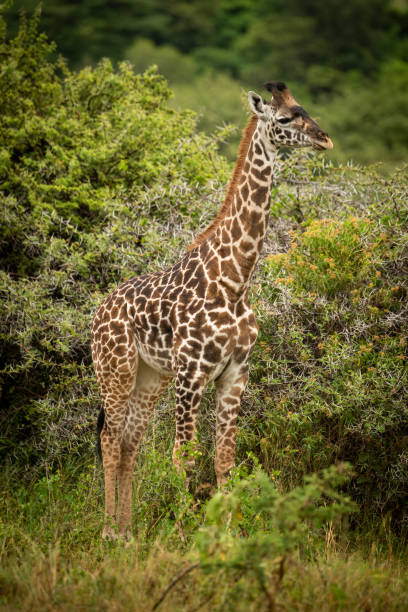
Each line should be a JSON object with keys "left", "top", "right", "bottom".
{"left": 117, "top": 360, "right": 171, "bottom": 539}
{"left": 96, "top": 406, "right": 105, "bottom": 460}
{"left": 93, "top": 317, "right": 139, "bottom": 540}
{"left": 99, "top": 379, "right": 136, "bottom": 540}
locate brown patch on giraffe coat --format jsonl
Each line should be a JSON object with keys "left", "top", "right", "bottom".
{"left": 231, "top": 218, "right": 242, "bottom": 241}
{"left": 238, "top": 205, "right": 249, "bottom": 227}
{"left": 188, "top": 292, "right": 207, "bottom": 314}
{"left": 248, "top": 176, "right": 263, "bottom": 192}
{"left": 252, "top": 185, "right": 269, "bottom": 207}
{"left": 100, "top": 310, "right": 112, "bottom": 325}
{"left": 240, "top": 183, "right": 249, "bottom": 201}
{"left": 182, "top": 339, "right": 202, "bottom": 359}
{"left": 209, "top": 310, "right": 233, "bottom": 326}
{"left": 190, "top": 323, "right": 213, "bottom": 341}
{"left": 207, "top": 294, "right": 226, "bottom": 310}
{"left": 185, "top": 276, "right": 198, "bottom": 291}
{"left": 191, "top": 309, "right": 205, "bottom": 328}
{"left": 223, "top": 397, "right": 240, "bottom": 406}
{"left": 159, "top": 319, "right": 172, "bottom": 336}
{"left": 221, "top": 259, "right": 241, "bottom": 284}
{"left": 200, "top": 242, "right": 209, "bottom": 257}
{"left": 178, "top": 324, "right": 188, "bottom": 338}
{"left": 248, "top": 210, "right": 262, "bottom": 228}
{"left": 233, "top": 246, "right": 256, "bottom": 272}
{"left": 235, "top": 299, "right": 246, "bottom": 317}
{"left": 219, "top": 245, "right": 231, "bottom": 259}
{"left": 214, "top": 333, "right": 229, "bottom": 344}
{"left": 194, "top": 280, "right": 206, "bottom": 299}
{"left": 207, "top": 281, "right": 219, "bottom": 299}
{"left": 206, "top": 256, "right": 220, "bottom": 280}
{"left": 239, "top": 239, "right": 255, "bottom": 252}
{"left": 135, "top": 295, "right": 147, "bottom": 309}
{"left": 110, "top": 321, "right": 125, "bottom": 337}
{"left": 204, "top": 341, "right": 222, "bottom": 363}
{"left": 251, "top": 168, "right": 269, "bottom": 182}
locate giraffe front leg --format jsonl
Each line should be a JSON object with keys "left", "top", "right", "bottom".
{"left": 172, "top": 371, "right": 206, "bottom": 488}
{"left": 214, "top": 363, "right": 249, "bottom": 489}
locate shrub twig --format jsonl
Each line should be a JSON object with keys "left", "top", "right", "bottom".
{"left": 152, "top": 562, "right": 200, "bottom": 611}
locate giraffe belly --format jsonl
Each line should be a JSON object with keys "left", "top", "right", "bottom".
{"left": 136, "top": 337, "right": 234, "bottom": 381}
{"left": 136, "top": 343, "right": 176, "bottom": 376}
{"left": 209, "top": 356, "right": 232, "bottom": 382}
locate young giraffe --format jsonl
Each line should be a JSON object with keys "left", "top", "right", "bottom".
{"left": 91, "top": 81, "right": 333, "bottom": 539}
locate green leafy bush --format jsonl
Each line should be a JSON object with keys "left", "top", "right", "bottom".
{"left": 7, "top": 458, "right": 401, "bottom": 612}
{"left": 265, "top": 216, "right": 385, "bottom": 297}
{"left": 243, "top": 159, "right": 408, "bottom": 526}
{"left": 0, "top": 13, "right": 229, "bottom": 468}
{"left": 1, "top": 12, "right": 408, "bottom": 533}
{"left": 198, "top": 462, "right": 354, "bottom": 557}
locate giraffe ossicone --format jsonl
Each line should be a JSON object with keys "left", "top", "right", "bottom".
{"left": 91, "top": 82, "right": 333, "bottom": 540}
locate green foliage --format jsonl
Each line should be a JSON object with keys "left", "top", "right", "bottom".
{"left": 124, "top": 38, "right": 245, "bottom": 158}
{"left": 244, "top": 157, "right": 408, "bottom": 525}
{"left": 5, "top": 1, "right": 408, "bottom": 166}
{"left": 1, "top": 9, "right": 408, "bottom": 611}
{"left": 1, "top": 4, "right": 408, "bottom": 540}
{"left": 0, "top": 23, "right": 221, "bottom": 230}
{"left": 315, "top": 60, "right": 408, "bottom": 166}
{"left": 6, "top": 0, "right": 405, "bottom": 78}
{"left": 3, "top": 0, "right": 223, "bottom": 67}
{"left": 191, "top": 463, "right": 354, "bottom": 608}
{"left": 171, "top": 73, "right": 245, "bottom": 159}
{"left": 1, "top": 458, "right": 407, "bottom": 611}
{"left": 0, "top": 13, "right": 230, "bottom": 468}
{"left": 124, "top": 37, "right": 200, "bottom": 84}
{"left": 265, "top": 216, "right": 384, "bottom": 297}
{"left": 197, "top": 463, "right": 354, "bottom": 562}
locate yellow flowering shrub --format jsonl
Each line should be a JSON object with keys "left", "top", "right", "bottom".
{"left": 265, "top": 217, "right": 385, "bottom": 297}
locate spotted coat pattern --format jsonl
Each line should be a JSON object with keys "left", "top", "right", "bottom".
{"left": 91, "top": 81, "right": 333, "bottom": 539}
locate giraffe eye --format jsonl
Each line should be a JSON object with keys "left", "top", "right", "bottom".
{"left": 277, "top": 117, "right": 292, "bottom": 125}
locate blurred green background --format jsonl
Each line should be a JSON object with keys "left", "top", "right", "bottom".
{"left": 5, "top": 0, "right": 408, "bottom": 167}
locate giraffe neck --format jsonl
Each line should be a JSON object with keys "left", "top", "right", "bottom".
{"left": 205, "top": 118, "right": 277, "bottom": 296}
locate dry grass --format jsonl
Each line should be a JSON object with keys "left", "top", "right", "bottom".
{"left": 1, "top": 465, "right": 407, "bottom": 612}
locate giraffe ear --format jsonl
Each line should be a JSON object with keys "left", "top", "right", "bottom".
{"left": 248, "top": 91, "right": 268, "bottom": 120}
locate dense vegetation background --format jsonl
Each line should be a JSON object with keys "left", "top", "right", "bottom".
{"left": 5, "top": 0, "right": 408, "bottom": 166}
{"left": 0, "top": 4, "right": 408, "bottom": 610}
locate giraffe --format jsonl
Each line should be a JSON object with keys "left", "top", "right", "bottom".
{"left": 91, "top": 81, "right": 333, "bottom": 540}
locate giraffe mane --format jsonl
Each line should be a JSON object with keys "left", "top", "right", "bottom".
{"left": 187, "top": 114, "right": 258, "bottom": 251}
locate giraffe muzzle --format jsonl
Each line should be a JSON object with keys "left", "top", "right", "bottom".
{"left": 312, "top": 136, "right": 334, "bottom": 151}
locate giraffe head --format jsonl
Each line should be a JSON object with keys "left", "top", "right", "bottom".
{"left": 248, "top": 81, "right": 333, "bottom": 151}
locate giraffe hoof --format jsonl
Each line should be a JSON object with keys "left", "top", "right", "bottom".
{"left": 102, "top": 524, "right": 119, "bottom": 541}
{"left": 119, "top": 529, "right": 134, "bottom": 543}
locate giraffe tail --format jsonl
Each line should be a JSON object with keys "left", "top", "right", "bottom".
{"left": 96, "top": 406, "right": 105, "bottom": 460}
